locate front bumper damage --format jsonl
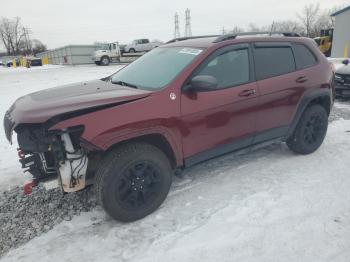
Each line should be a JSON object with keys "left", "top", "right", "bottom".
{"left": 335, "top": 74, "right": 350, "bottom": 98}
{"left": 4, "top": 113, "right": 89, "bottom": 193}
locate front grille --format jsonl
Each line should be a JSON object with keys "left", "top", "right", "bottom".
{"left": 344, "top": 76, "right": 350, "bottom": 84}
{"left": 335, "top": 74, "right": 350, "bottom": 88}
{"left": 3, "top": 111, "right": 15, "bottom": 143}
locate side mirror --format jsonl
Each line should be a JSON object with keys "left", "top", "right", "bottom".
{"left": 342, "top": 59, "right": 349, "bottom": 66}
{"left": 185, "top": 75, "right": 218, "bottom": 92}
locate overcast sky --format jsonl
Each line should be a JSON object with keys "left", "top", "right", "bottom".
{"left": 0, "top": 0, "right": 349, "bottom": 49}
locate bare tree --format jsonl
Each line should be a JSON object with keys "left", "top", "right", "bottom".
{"left": 0, "top": 17, "right": 27, "bottom": 55}
{"left": 31, "top": 39, "right": 47, "bottom": 55}
{"left": 230, "top": 26, "right": 245, "bottom": 34}
{"left": 248, "top": 23, "right": 269, "bottom": 32}
{"left": 297, "top": 3, "right": 321, "bottom": 38}
{"left": 12, "top": 17, "right": 25, "bottom": 54}
{"left": 322, "top": 5, "right": 346, "bottom": 29}
{"left": 0, "top": 17, "right": 14, "bottom": 54}
{"left": 273, "top": 20, "right": 304, "bottom": 34}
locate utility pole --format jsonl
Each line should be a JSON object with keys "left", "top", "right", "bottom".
{"left": 22, "top": 27, "right": 32, "bottom": 54}
{"left": 184, "top": 8, "right": 192, "bottom": 37}
{"left": 174, "top": 12, "right": 180, "bottom": 38}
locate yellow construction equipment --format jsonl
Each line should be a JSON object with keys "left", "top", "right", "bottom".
{"left": 344, "top": 44, "right": 349, "bottom": 58}
{"left": 42, "top": 56, "right": 49, "bottom": 65}
{"left": 314, "top": 29, "right": 333, "bottom": 57}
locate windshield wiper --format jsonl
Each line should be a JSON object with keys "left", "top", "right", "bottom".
{"left": 111, "top": 80, "right": 138, "bottom": 89}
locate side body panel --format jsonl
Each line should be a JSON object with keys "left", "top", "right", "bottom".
{"left": 50, "top": 90, "right": 184, "bottom": 166}
{"left": 180, "top": 82, "right": 259, "bottom": 162}
{"left": 49, "top": 38, "right": 333, "bottom": 170}
{"left": 253, "top": 41, "right": 334, "bottom": 143}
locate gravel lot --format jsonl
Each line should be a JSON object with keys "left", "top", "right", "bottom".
{"left": 0, "top": 101, "right": 349, "bottom": 257}
{"left": 0, "top": 185, "right": 96, "bottom": 256}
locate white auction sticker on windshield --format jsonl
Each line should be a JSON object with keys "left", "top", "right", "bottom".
{"left": 179, "top": 48, "right": 202, "bottom": 56}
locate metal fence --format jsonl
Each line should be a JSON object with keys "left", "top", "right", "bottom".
{"left": 36, "top": 45, "right": 98, "bottom": 65}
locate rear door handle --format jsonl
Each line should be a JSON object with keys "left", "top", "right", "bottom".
{"left": 239, "top": 89, "right": 256, "bottom": 97}
{"left": 296, "top": 76, "right": 308, "bottom": 83}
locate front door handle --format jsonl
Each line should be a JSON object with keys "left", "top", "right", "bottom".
{"left": 239, "top": 89, "right": 256, "bottom": 97}
{"left": 296, "top": 76, "right": 308, "bottom": 83}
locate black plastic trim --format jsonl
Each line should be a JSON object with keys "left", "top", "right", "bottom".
{"left": 184, "top": 126, "right": 289, "bottom": 167}
{"left": 286, "top": 89, "right": 332, "bottom": 138}
{"left": 184, "top": 136, "right": 252, "bottom": 167}
{"left": 254, "top": 42, "right": 292, "bottom": 48}
{"left": 213, "top": 32, "right": 301, "bottom": 43}
{"left": 253, "top": 126, "right": 289, "bottom": 144}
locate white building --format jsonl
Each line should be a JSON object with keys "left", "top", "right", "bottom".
{"left": 36, "top": 45, "right": 97, "bottom": 65}
{"left": 331, "top": 6, "right": 350, "bottom": 58}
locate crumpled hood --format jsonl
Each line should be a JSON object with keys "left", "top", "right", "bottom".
{"left": 5, "top": 79, "right": 151, "bottom": 134}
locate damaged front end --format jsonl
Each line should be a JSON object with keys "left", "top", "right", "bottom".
{"left": 9, "top": 120, "right": 90, "bottom": 193}
{"left": 3, "top": 79, "right": 152, "bottom": 194}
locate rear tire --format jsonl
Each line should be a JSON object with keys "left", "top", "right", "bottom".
{"left": 287, "top": 104, "right": 328, "bottom": 154}
{"left": 95, "top": 143, "right": 173, "bottom": 222}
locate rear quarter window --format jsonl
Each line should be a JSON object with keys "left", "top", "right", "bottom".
{"left": 293, "top": 43, "right": 318, "bottom": 70}
{"left": 254, "top": 46, "right": 296, "bottom": 80}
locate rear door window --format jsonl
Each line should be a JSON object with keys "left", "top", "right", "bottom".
{"left": 254, "top": 45, "right": 296, "bottom": 80}
{"left": 293, "top": 44, "right": 317, "bottom": 69}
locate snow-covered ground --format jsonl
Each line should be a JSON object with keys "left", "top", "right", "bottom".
{"left": 1, "top": 65, "right": 350, "bottom": 261}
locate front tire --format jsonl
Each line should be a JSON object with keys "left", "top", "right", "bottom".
{"left": 100, "top": 56, "right": 110, "bottom": 66}
{"left": 95, "top": 143, "right": 173, "bottom": 222}
{"left": 129, "top": 48, "right": 136, "bottom": 53}
{"left": 287, "top": 104, "right": 328, "bottom": 154}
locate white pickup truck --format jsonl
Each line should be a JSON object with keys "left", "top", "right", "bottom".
{"left": 124, "top": 39, "right": 162, "bottom": 53}
{"left": 92, "top": 42, "right": 121, "bottom": 66}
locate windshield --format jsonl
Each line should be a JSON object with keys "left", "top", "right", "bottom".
{"left": 111, "top": 47, "right": 203, "bottom": 90}
{"left": 96, "top": 43, "right": 109, "bottom": 50}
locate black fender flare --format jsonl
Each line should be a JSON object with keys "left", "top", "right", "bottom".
{"left": 286, "top": 88, "right": 332, "bottom": 138}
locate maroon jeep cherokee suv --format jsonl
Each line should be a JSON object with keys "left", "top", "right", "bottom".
{"left": 4, "top": 32, "right": 335, "bottom": 222}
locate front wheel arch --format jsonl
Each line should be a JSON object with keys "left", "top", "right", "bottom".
{"left": 104, "top": 133, "right": 179, "bottom": 169}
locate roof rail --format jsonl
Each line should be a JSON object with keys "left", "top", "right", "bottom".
{"left": 166, "top": 35, "right": 220, "bottom": 44}
{"left": 213, "top": 32, "right": 301, "bottom": 43}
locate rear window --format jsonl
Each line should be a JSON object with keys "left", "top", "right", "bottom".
{"left": 293, "top": 44, "right": 317, "bottom": 69}
{"left": 254, "top": 46, "right": 296, "bottom": 80}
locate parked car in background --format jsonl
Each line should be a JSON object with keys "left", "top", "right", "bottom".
{"left": 335, "top": 59, "right": 350, "bottom": 98}
{"left": 124, "top": 39, "right": 162, "bottom": 53}
{"left": 27, "top": 57, "right": 43, "bottom": 66}
{"left": 6, "top": 58, "right": 20, "bottom": 67}
{"left": 4, "top": 32, "right": 334, "bottom": 222}
{"left": 93, "top": 42, "right": 121, "bottom": 66}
